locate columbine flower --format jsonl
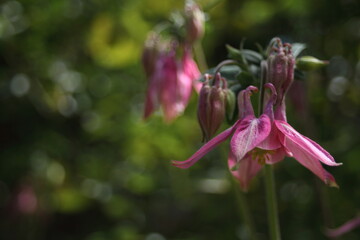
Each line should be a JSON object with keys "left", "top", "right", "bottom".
{"left": 172, "top": 84, "right": 341, "bottom": 190}
{"left": 173, "top": 85, "right": 274, "bottom": 190}
{"left": 142, "top": 39, "right": 201, "bottom": 122}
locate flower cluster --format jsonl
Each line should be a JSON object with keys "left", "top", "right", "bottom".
{"left": 172, "top": 39, "right": 341, "bottom": 191}
{"left": 142, "top": 1, "right": 204, "bottom": 123}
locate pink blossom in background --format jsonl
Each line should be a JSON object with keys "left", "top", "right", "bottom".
{"left": 142, "top": 42, "right": 201, "bottom": 123}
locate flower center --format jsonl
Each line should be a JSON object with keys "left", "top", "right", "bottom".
{"left": 251, "top": 148, "right": 276, "bottom": 165}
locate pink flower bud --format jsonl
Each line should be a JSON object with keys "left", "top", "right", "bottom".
{"left": 185, "top": 0, "right": 205, "bottom": 44}
{"left": 267, "top": 40, "right": 295, "bottom": 105}
{"left": 197, "top": 73, "right": 227, "bottom": 142}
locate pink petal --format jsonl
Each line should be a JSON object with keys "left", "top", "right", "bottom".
{"left": 266, "top": 147, "right": 286, "bottom": 164}
{"left": 230, "top": 114, "right": 271, "bottom": 162}
{"left": 275, "top": 121, "right": 341, "bottom": 166}
{"left": 257, "top": 122, "right": 282, "bottom": 150}
{"left": 182, "top": 49, "right": 202, "bottom": 93}
{"left": 228, "top": 149, "right": 262, "bottom": 191}
{"left": 172, "top": 120, "right": 241, "bottom": 169}
{"left": 193, "top": 78, "right": 202, "bottom": 93}
{"left": 325, "top": 217, "right": 360, "bottom": 238}
{"left": 160, "top": 54, "right": 183, "bottom": 122}
{"left": 176, "top": 69, "right": 193, "bottom": 112}
{"left": 285, "top": 137, "right": 338, "bottom": 186}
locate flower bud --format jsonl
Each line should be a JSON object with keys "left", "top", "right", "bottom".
{"left": 224, "top": 88, "right": 236, "bottom": 122}
{"left": 185, "top": 0, "right": 205, "bottom": 44}
{"left": 197, "top": 73, "right": 227, "bottom": 142}
{"left": 267, "top": 40, "right": 295, "bottom": 104}
{"left": 296, "top": 56, "right": 329, "bottom": 71}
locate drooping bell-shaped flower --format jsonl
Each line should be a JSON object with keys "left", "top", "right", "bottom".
{"left": 143, "top": 41, "right": 202, "bottom": 122}
{"left": 173, "top": 83, "right": 341, "bottom": 190}
{"left": 197, "top": 73, "right": 228, "bottom": 142}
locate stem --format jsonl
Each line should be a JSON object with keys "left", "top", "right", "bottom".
{"left": 230, "top": 177, "right": 258, "bottom": 240}
{"left": 214, "top": 59, "right": 238, "bottom": 76}
{"left": 203, "top": 0, "right": 224, "bottom": 12}
{"left": 259, "top": 60, "right": 281, "bottom": 240}
{"left": 264, "top": 164, "right": 281, "bottom": 240}
{"left": 194, "top": 41, "right": 208, "bottom": 72}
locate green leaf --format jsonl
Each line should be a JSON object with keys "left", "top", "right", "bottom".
{"left": 226, "top": 44, "right": 263, "bottom": 66}
{"left": 200, "top": 65, "right": 242, "bottom": 83}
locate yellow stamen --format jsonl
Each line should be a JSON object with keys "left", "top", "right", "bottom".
{"left": 251, "top": 148, "right": 276, "bottom": 165}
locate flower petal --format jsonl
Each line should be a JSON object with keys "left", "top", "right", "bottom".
{"left": 266, "top": 147, "right": 286, "bottom": 164}
{"left": 285, "top": 136, "right": 338, "bottom": 187}
{"left": 257, "top": 122, "right": 282, "bottom": 150}
{"left": 230, "top": 114, "right": 271, "bottom": 162}
{"left": 172, "top": 120, "right": 240, "bottom": 169}
{"left": 228, "top": 149, "right": 262, "bottom": 191}
{"left": 177, "top": 70, "right": 193, "bottom": 110}
{"left": 275, "top": 121, "right": 341, "bottom": 166}
{"left": 160, "top": 53, "right": 183, "bottom": 122}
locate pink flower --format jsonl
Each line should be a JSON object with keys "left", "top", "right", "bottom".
{"left": 172, "top": 84, "right": 341, "bottom": 190}
{"left": 142, "top": 40, "right": 201, "bottom": 122}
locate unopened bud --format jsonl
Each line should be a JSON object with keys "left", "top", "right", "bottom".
{"left": 267, "top": 39, "right": 295, "bottom": 104}
{"left": 197, "top": 73, "right": 227, "bottom": 142}
{"left": 296, "top": 56, "right": 329, "bottom": 71}
{"left": 225, "top": 89, "right": 236, "bottom": 122}
{"left": 185, "top": 0, "right": 205, "bottom": 44}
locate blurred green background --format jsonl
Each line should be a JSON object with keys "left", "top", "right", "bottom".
{"left": 1, "top": 0, "right": 360, "bottom": 239}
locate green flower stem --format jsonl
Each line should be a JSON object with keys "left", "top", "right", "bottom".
{"left": 194, "top": 41, "right": 208, "bottom": 73}
{"left": 203, "top": 0, "right": 224, "bottom": 12}
{"left": 264, "top": 164, "right": 281, "bottom": 240}
{"left": 259, "top": 60, "right": 281, "bottom": 240}
{"left": 229, "top": 176, "right": 258, "bottom": 240}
